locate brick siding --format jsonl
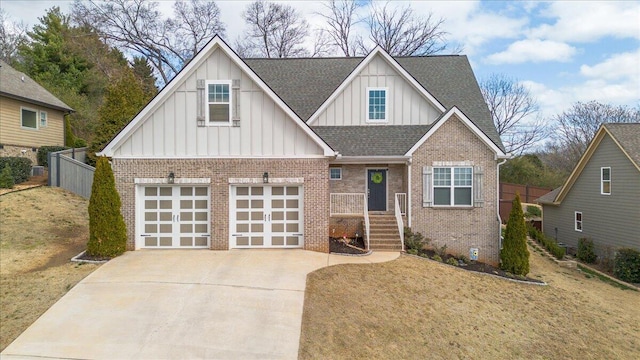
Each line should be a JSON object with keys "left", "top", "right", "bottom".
{"left": 112, "top": 158, "right": 329, "bottom": 252}
{"left": 329, "top": 163, "right": 406, "bottom": 211}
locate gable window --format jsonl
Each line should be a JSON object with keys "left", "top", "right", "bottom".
{"left": 40, "top": 111, "right": 48, "bottom": 127}
{"left": 21, "top": 107, "right": 37, "bottom": 129}
{"left": 601, "top": 167, "right": 611, "bottom": 195}
{"left": 366, "top": 87, "right": 387, "bottom": 122}
{"left": 433, "top": 167, "right": 472, "bottom": 206}
{"left": 575, "top": 211, "right": 583, "bottom": 232}
{"left": 206, "top": 80, "right": 231, "bottom": 125}
{"left": 329, "top": 167, "right": 342, "bottom": 180}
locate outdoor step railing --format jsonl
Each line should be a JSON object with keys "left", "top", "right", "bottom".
{"left": 394, "top": 194, "right": 405, "bottom": 251}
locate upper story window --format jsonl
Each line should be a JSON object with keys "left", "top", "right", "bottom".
{"left": 329, "top": 167, "right": 342, "bottom": 180}
{"left": 601, "top": 167, "right": 611, "bottom": 195}
{"left": 21, "top": 107, "right": 37, "bottom": 129}
{"left": 206, "top": 80, "right": 231, "bottom": 125}
{"left": 575, "top": 211, "right": 583, "bottom": 232}
{"left": 367, "top": 87, "right": 387, "bottom": 122}
{"left": 40, "top": 111, "right": 48, "bottom": 127}
{"left": 433, "top": 167, "right": 473, "bottom": 206}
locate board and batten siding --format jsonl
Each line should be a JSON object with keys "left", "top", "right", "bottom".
{"left": 0, "top": 96, "right": 65, "bottom": 147}
{"left": 114, "top": 48, "right": 323, "bottom": 157}
{"left": 542, "top": 135, "right": 640, "bottom": 253}
{"left": 314, "top": 55, "right": 441, "bottom": 126}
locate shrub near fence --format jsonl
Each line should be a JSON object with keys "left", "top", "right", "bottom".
{"left": 528, "top": 225, "right": 566, "bottom": 260}
{"left": 613, "top": 249, "right": 640, "bottom": 283}
{"left": 37, "top": 146, "right": 68, "bottom": 167}
{"left": 0, "top": 157, "right": 32, "bottom": 184}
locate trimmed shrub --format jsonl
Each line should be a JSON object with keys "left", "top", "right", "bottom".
{"left": 87, "top": 156, "right": 127, "bottom": 258}
{"left": 613, "top": 248, "right": 640, "bottom": 283}
{"left": 500, "top": 194, "right": 530, "bottom": 275}
{"left": 37, "top": 146, "right": 68, "bottom": 167}
{"left": 527, "top": 225, "right": 565, "bottom": 260}
{"left": 577, "top": 238, "right": 597, "bottom": 264}
{"left": 0, "top": 157, "right": 32, "bottom": 184}
{"left": 431, "top": 254, "right": 442, "bottom": 262}
{"left": 525, "top": 205, "right": 541, "bottom": 218}
{"left": 446, "top": 257, "right": 458, "bottom": 266}
{"left": 404, "top": 227, "right": 429, "bottom": 252}
{"left": 0, "top": 164, "right": 14, "bottom": 189}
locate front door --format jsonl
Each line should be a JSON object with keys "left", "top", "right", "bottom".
{"left": 367, "top": 169, "right": 387, "bottom": 211}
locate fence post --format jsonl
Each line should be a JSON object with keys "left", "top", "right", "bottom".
{"left": 47, "top": 152, "right": 52, "bottom": 186}
{"left": 56, "top": 152, "right": 61, "bottom": 187}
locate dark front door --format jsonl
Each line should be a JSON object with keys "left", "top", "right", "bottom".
{"left": 367, "top": 169, "right": 387, "bottom": 211}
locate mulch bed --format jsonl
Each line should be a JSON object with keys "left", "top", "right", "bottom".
{"left": 329, "top": 237, "right": 368, "bottom": 255}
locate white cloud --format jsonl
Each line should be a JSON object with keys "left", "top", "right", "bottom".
{"left": 530, "top": 1, "right": 640, "bottom": 42}
{"left": 580, "top": 49, "right": 640, "bottom": 81}
{"left": 486, "top": 39, "right": 576, "bottom": 64}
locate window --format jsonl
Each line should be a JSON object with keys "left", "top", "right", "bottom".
{"left": 575, "top": 211, "right": 583, "bottom": 232}
{"left": 21, "top": 107, "right": 37, "bottom": 129}
{"left": 39, "top": 111, "right": 47, "bottom": 127}
{"left": 367, "top": 88, "right": 387, "bottom": 122}
{"left": 329, "top": 167, "right": 342, "bottom": 180}
{"left": 433, "top": 167, "right": 472, "bottom": 206}
{"left": 601, "top": 167, "right": 611, "bottom": 195}
{"left": 206, "top": 80, "right": 231, "bottom": 125}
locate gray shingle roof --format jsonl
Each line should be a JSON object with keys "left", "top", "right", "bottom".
{"left": 0, "top": 60, "right": 73, "bottom": 112}
{"left": 244, "top": 55, "right": 504, "bottom": 153}
{"left": 312, "top": 125, "right": 432, "bottom": 156}
{"left": 604, "top": 123, "right": 640, "bottom": 168}
{"left": 536, "top": 187, "right": 561, "bottom": 205}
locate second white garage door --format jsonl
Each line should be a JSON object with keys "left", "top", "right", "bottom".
{"left": 230, "top": 185, "right": 303, "bottom": 248}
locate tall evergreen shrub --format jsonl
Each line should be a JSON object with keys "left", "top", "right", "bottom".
{"left": 0, "top": 165, "right": 14, "bottom": 189}
{"left": 500, "top": 194, "right": 530, "bottom": 275}
{"left": 87, "top": 157, "right": 127, "bottom": 257}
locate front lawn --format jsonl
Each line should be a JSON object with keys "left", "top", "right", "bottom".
{"left": 299, "top": 248, "right": 639, "bottom": 359}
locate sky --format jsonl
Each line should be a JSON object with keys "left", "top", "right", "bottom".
{"left": 2, "top": 0, "right": 639, "bottom": 122}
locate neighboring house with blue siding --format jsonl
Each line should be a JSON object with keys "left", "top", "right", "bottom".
{"left": 538, "top": 123, "right": 640, "bottom": 255}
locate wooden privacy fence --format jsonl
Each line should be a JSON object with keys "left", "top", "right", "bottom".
{"left": 48, "top": 148, "right": 95, "bottom": 198}
{"left": 499, "top": 182, "right": 553, "bottom": 223}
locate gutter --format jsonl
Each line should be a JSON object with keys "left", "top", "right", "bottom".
{"left": 331, "top": 155, "right": 411, "bottom": 164}
{"left": 496, "top": 154, "right": 510, "bottom": 249}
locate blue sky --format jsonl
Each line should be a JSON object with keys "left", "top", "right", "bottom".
{"left": 2, "top": 0, "right": 639, "bottom": 120}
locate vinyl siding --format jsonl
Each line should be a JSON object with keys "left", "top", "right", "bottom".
{"left": 542, "top": 135, "right": 640, "bottom": 253}
{"left": 114, "top": 48, "right": 323, "bottom": 158}
{"left": 0, "top": 96, "right": 65, "bottom": 147}
{"left": 314, "top": 55, "right": 441, "bottom": 126}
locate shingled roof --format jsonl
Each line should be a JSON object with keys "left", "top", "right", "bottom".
{"left": 0, "top": 60, "right": 73, "bottom": 112}
{"left": 313, "top": 125, "right": 433, "bottom": 156}
{"left": 244, "top": 55, "right": 503, "bottom": 153}
{"left": 604, "top": 123, "right": 640, "bottom": 169}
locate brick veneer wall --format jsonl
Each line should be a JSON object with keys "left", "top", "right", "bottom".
{"left": 329, "top": 163, "right": 406, "bottom": 211}
{"left": 112, "top": 158, "right": 330, "bottom": 252}
{"left": 411, "top": 116, "right": 501, "bottom": 265}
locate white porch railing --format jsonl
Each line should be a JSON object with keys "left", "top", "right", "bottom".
{"left": 330, "top": 193, "right": 370, "bottom": 250}
{"left": 395, "top": 192, "right": 407, "bottom": 215}
{"left": 394, "top": 194, "right": 405, "bottom": 251}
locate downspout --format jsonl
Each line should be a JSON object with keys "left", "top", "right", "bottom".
{"left": 407, "top": 160, "right": 412, "bottom": 228}
{"left": 497, "top": 157, "right": 508, "bottom": 249}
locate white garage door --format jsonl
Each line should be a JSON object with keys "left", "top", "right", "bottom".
{"left": 230, "top": 185, "right": 303, "bottom": 248}
{"left": 140, "top": 186, "right": 210, "bottom": 248}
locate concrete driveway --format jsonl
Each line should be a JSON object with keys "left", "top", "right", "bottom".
{"left": 1, "top": 249, "right": 399, "bottom": 360}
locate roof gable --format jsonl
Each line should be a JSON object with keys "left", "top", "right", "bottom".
{"left": 99, "top": 36, "right": 334, "bottom": 157}
{"left": 405, "top": 106, "right": 507, "bottom": 157}
{"left": 0, "top": 60, "right": 73, "bottom": 112}
{"left": 552, "top": 123, "right": 640, "bottom": 204}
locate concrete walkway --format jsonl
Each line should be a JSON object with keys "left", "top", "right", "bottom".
{"left": 1, "top": 250, "right": 399, "bottom": 360}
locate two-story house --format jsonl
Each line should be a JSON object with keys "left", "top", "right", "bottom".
{"left": 0, "top": 60, "right": 73, "bottom": 163}
{"left": 99, "top": 36, "right": 508, "bottom": 264}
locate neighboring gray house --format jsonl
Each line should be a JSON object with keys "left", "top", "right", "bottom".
{"left": 538, "top": 123, "right": 640, "bottom": 255}
{"left": 99, "top": 36, "right": 508, "bottom": 264}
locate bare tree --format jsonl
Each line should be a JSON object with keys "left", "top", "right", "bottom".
{"left": 0, "top": 9, "right": 28, "bottom": 64}
{"left": 480, "top": 74, "right": 545, "bottom": 155}
{"left": 358, "top": 2, "right": 451, "bottom": 56}
{"left": 316, "top": 0, "right": 362, "bottom": 57}
{"left": 71, "top": 0, "right": 225, "bottom": 85}
{"left": 237, "top": 1, "right": 309, "bottom": 58}
{"left": 551, "top": 101, "right": 640, "bottom": 169}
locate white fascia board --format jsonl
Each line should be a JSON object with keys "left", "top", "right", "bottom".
{"left": 108, "top": 154, "right": 329, "bottom": 160}
{"left": 405, "top": 106, "right": 506, "bottom": 157}
{"left": 331, "top": 155, "right": 411, "bottom": 164}
{"left": 99, "top": 35, "right": 335, "bottom": 157}
{"left": 306, "top": 46, "right": 446, "bottom": 126}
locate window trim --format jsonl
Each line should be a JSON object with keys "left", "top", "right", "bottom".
{"left": 39, "top": 110, "right": 48, "bottom": 127}
{"left": 20, "top": 106, "right": 38, "bottom": 130}
{"left": 366, "top": 87, "right": 388, "bottom": 123}
{"left": 600, "top": 167, "right": 611, "bottom": 195}
{"left": 432, "top": 166, "right": 473, "bottom": 207}
{"left": 329, "top": 167, "right": 342, "bottom": 180}
{"left": 575, "top": 211, "right": 583, "bottom": 232}
{"left": 205, "top": 80, "right": 232, "bottom": 126}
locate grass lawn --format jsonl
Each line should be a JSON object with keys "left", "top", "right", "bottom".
{"left": 0, "top": 187, "right": 100, "bottom": 351}
{"left": 299, "top": 248, "right": 639, "bottom": 359}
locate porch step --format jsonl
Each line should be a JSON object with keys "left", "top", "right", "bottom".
{"left": 365, "top": 215, "right": 403, "bottom": 252}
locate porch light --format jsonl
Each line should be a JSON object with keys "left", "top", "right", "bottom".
{"left": 168, "top": 172, "right": 175, "bottom": 184}
{"left": 263, "top": 172, "right": 269, "bottom": 183}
